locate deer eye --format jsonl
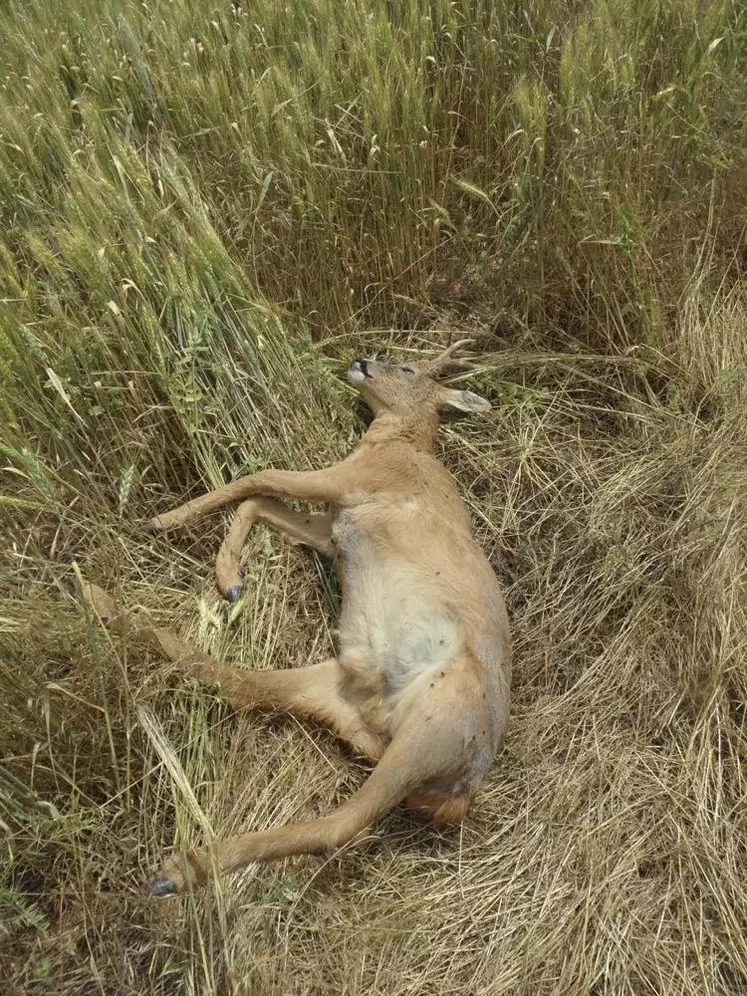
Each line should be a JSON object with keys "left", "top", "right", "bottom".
{"left": 400, "top": 365, "right": 415, "bottom": 375}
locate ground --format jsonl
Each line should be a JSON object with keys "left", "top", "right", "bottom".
{"left": 0, "top": 1, "right": 746, "bottom": 994}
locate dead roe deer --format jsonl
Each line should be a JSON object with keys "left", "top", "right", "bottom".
{"left": 85, "top": 341, "right": 511, "bottom": 896}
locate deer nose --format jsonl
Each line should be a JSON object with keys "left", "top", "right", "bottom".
{"left": 347, "top": 359, "right": 371, "bottom": 385}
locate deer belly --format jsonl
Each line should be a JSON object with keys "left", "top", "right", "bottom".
{"left": 382, "top": 610, "right": 461, "bottom": 690}
{"left": 336, "top": 535, "right": 461, "bottom": 691}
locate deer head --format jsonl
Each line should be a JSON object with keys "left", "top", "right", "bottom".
{"left": 346, "top": 340, "right": 489, "bottom": 421}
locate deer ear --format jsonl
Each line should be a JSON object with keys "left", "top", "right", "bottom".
{"left": 438, "top": 387, "right": 491, "bottom": 413}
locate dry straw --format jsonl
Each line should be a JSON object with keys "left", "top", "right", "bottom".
{"left": 1, "top": 0, "right": 745, "bottom": 993}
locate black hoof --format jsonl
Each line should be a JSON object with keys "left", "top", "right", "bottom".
{"left": 225, "top": 585, "right": 243, "bottom": 604}
{"left": 148, "top": 876, "right": 179, "bottom": 898}
{"left": 143, "top": 520, "right": 157, "bottom": 535}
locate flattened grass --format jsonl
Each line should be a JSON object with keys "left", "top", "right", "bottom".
{"left": 1, "top": 1, "right": 745, "bottom": 993}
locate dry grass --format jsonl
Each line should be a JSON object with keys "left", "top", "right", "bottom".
{"left": 1, "top": 1, "right": 746, "bottom": 993}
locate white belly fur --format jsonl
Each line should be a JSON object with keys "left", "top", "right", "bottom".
{"left": 336, "top": 529, "right": 461, "bottom": 691}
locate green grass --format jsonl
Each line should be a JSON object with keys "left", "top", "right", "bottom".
{"left": 1, "top": 0, "right": 746, "bottom": 993}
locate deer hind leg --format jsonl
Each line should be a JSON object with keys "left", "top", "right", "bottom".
{"left": 227, "top": 657, "right": 384, "bottom": 762}
{"left": 216, "top": 496, "right": 334, "bottom": 603}
{"left": 148, "top": 713, "right": 464, "bottom": 897}
{"left": 83, "top": 582, "right": 267, "bottom": 697}
{"left": 83, "top": 584, "right": 380, "bottom": 759}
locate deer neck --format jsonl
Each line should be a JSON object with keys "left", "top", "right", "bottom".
{"left": 363, "top": 408, "right": 440, "bottom": 450}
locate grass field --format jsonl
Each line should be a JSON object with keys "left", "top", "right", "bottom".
{"left": 1, "top": 0, "right": 746, "bottom": 992}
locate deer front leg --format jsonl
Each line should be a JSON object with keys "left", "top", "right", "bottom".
{"left": 147, "top": 464, "right": 354, "bottom": 533}
{"left": 216, "top": 497, "right": 334, "bottom": 603}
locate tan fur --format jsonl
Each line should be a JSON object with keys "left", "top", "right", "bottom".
{"left": 89, "top": 344, "right": 511, "bottom": 896}
{"left": 215, "top": 497, "right": 334, "bottom": 599}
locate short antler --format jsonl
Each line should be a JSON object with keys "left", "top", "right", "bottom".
{"left": 421, "top": 338, "right": 477, "bottom": 377}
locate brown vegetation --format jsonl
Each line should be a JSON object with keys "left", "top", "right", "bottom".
{"left": 1, "top": 0, "right": 745, "bottom": 993}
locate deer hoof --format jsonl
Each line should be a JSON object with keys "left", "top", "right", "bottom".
{"left": 148, "top": 876, "right": 180, "bottom": 899}
{"left": 225, "top": 585, "right": 243, "bottom": 604}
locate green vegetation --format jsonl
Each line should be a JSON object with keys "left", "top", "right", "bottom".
{"left": 1, "top": 0, "right": 745, "bottom": 992}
